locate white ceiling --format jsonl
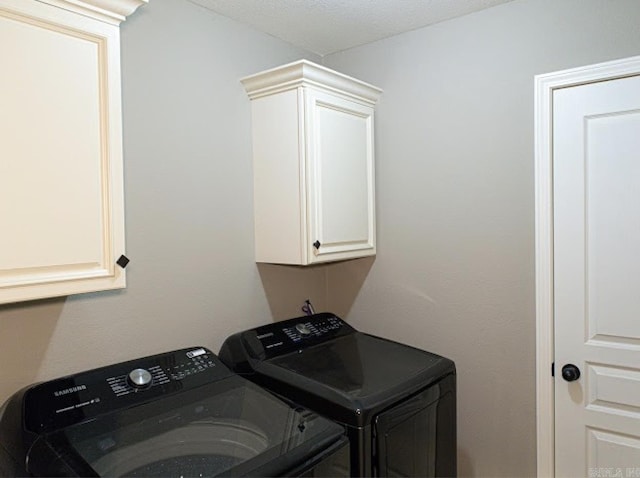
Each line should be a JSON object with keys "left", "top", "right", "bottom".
{"left": 188, "top": 0, "right": 514, "bottom": 56}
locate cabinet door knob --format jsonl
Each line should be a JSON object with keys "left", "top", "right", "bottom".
{"left": 116, "top": 255, "right": 130, "bottom": 269}
{"left": 313, "top": 240, "right": 321, "bottom": 250}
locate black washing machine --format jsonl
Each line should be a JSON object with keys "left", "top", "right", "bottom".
{"left": 0, "top": 347, "right": 349, "bottom": 477}
{"left": 219, "top": 312, "right": 456, "bottom": 477}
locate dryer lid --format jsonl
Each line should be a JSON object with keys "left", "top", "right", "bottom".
{"left": 219, "top": 314, "right": 456, "bottom": 426}
{"left": 268, "top": 333, "right": 443, "bottom": 397}
{"left": 267, "top": 333, "right": 453, "bottom": 406}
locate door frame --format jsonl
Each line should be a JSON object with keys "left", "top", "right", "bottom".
{"left": 535, "top": 54, "right": 640, "bottom": 477}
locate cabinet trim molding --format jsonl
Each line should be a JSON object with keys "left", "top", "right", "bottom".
{"left": 38, "top": 0, "right": 148, "bottom": 24}
{"left": 241, "top": 59, "right": 382, "bottom": 105}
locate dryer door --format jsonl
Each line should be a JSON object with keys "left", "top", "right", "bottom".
{"left": 373, "top": 374, "right": 456, "bottom": 478}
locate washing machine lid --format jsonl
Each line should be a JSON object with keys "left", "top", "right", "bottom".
{"left": 219, "top": 314, "right": 456, "bottom": 427}
{"left": 28, "top": 377, "right": 344, "bottom": 477}
{"left": 2, "top": 347, "right": 346, "bottom": 477}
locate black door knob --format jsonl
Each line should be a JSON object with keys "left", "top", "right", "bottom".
{"left": 561, "top": 364, "right": 581, "bottom": 382}
{"left": 313, "top": 240, "right": 321, "bottom": 250}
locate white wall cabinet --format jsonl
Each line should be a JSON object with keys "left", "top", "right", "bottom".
{"left": 243, "top": 60, "right": 382, "bottom": 265}
{"left": 0, "top": 0, "right": 146, "bottom": 304}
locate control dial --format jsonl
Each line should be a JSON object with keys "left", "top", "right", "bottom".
{"left": 295, "top": 323, "right": 312, "bottom": 335}
{"left": 127, "top": 368, "right": 152, "bottom": 389}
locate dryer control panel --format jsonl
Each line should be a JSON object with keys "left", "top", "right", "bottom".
{"left": 23, "top": 347, "right": 232, "bottom": 434}
{"left": 247, "top": 313, "right": 355, "bottom": 359}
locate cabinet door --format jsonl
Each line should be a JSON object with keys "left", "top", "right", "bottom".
{"left": 0, "top": 1, "right": 126, "bottom": 304}
{"left": 305, "top": 90, "right": 376, "bottom": 264}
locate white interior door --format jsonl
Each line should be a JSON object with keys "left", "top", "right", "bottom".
{"left": 553, "top": 74, "right": 640, "bottom": 476}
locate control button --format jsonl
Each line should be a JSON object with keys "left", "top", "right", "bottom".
{"left": 127, "top": 369, "right": 152, "bottom": 389}
{"left": 295, "top": 323, "right": 312, "bottom": 335}
{"left": 187, "top": 348, "right": 206, "bottom": 359}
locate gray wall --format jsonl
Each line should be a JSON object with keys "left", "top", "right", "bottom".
{"left": 324, "top": 0, "right": 640, "bottom": 476}
{"left": 0, "top": 0, "right": 323, "bottom": 403}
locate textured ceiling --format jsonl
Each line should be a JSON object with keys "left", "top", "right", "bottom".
{"left": 188, "top": 0, "right": 514, "bottom": 56}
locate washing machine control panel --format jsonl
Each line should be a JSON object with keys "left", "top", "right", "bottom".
{"left": 23, "top": 347, "right": 231, "bottom": 434}
{"left": 283, "top": 315, "right": 343, "bottom": 342}
{"left": 251, "top": 313, "right": 354, "bottom": 358}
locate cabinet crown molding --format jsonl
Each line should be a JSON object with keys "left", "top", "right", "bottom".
{"left": 38, "top": 0, "right": 148, "bottom": 24}
{"left": 241, "top": 59, "right": 382, "bottom": 105}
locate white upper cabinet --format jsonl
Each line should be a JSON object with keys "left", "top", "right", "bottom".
{"left": 243, "top": 60, "right": 382, "bottom": 265}
{"left": 0, "top": 0, "right": 146, "bottom": 304}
